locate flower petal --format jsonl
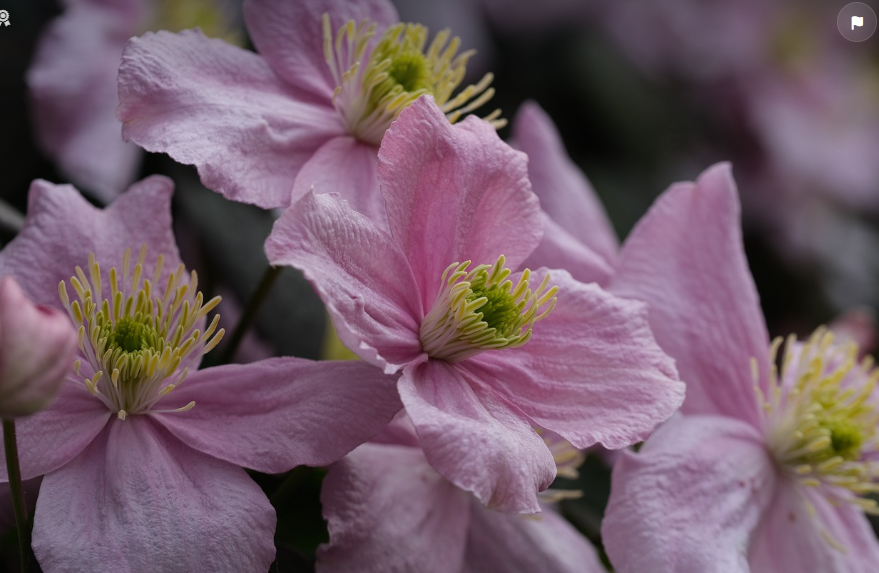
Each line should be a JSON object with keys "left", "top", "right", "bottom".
{"left": 370, "top": 411, "right": 421, "bottom": 448}
{"left": 28, "top": 6, "right": 142, "bottom": 201}
{"left": 748, "top": 481, "right": 879, "bottom": 573}
{"left": 291, "top": 135, "right": 386, "bottom": 226}
{"left": 467, "top": 270, "right": 683, "bottom": 450}
{"left": 318, "top": 442, "right": 470, "bottom": 573}
{"left": 244, "top": 0, "right": 398, "bottom": 99}
{"left": 152, "top": 358, "right": 402, "bottom": 473}
{"left": 265, "top": 192, "right": 423, "bottom": 373}
{"left": 511, "top": 102, "right": 618, "bottom": 265}
{"left": 378, "top": 97, "right": 542, "bottom": 310}
{"left": 523, "top": 213, "right": 615, "bottom": 286}
{"left": 398, "top": 360, "right": 556, "bottom": 514}
{"left": 0, "top": 177, "right": 180, "bottom": 311}
{"left": 0, "top": 378, "right": 110, "bottom": 481}
{"left": 610, "top": 163, "right": 770, "bottom": 427}
{"left": 32, "top": 418, "right": 276, "bottom": 573}
{"left": 602, "top": 415, "right": 775, "bottom": 573}
{"left": 118, "top": 29, "right": 342, "bottom": 209}
{"left": 462, "top": 503, "right": 606, "bottom": 573}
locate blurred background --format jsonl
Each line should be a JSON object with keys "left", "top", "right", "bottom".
{"left": 1, "top": 0, "right": 878, "bottom": 570}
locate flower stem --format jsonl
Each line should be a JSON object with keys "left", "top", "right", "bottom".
{"left": 3, "top": 419, "right": 29, "bottom": 573}
{"left": 217, "top": 265, "right": 282, "bottom": 365}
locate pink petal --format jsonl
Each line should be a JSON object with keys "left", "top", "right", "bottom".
{"left": 369, "top": 411, "right": 421, "bottom": 448}
{"left": 511, "top": 102, "right": 618, "bottom": 264}
{"left": 28, "top": 6, "right": 142, "bottom": 201}
{"left": 523, "top": 213, "right": 615, "bottom": 286}
{"left": 318, "top": 443, "right": 470, "bottom": 573}
{"left": 0, "top": 277, "right": 77, "bottom": 418}
{"left": 466, "top": 270, "right": 683, "bottom": 450}
{"left": 462, "top": 503, "right": 605, "bottom": 573}
{"left": 602, "top": 415, "right": 775, "bottom": 573}
{"left": 265, "top": 192, "right": 423, "bottom": 373}
{"left": 32, "top": 418, "right": 276, "bottom": 573}
{"left": 610, "top": 163, "right": 770, "bottom": 427}
{"left": 118, "top": 29, "right": 342, "bottom": 209}
{"left": 377, "top": 97, "right": 542, "bottom": 311}
{"left": 0, "top": 378, "right": 110, "bottom": 481}
{"left": 152, "top": 358, "right": 402, "bottom": 473}
{"left": 291, "top": 136, "right": 386, "bottom": 226}
{"left": 0, "top": 177, "right": 181, "bottom": 311}
{"left": 244, "top": 0, "right": 398, "bottom": 100}
{"left": 398, "top": 360, "right": 556, "bottom": 514}
{"left": 748, "top": 481, "right": 879, "bottom": 573}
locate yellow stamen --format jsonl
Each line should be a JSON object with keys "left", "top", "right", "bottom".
{"left": 420, "top": 256, "right": 557, "bottom": 363}
{"left": 755, "top": 327, "right": 879, "bottom": 551}
{"left": 323, "top": 14, "right": 504, "bottom": 145}
{"left": 59, "top": 246, "right": 224, "bottom": 418}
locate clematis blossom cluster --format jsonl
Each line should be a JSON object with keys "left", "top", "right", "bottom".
{"left": 10, "top": 0, "right": 879, "bottom": 569}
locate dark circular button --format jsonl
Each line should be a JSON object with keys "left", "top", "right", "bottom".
{"left": 838, "top": 3, "right": 877, "bottom": 42}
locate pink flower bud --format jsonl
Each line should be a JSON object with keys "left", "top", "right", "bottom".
{"left": 0, "top": 277, "right": 76, "bottom": 418}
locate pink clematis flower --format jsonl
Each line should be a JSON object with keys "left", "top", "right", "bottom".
{"left": 0, "top": 177, "right": 401, "bottom": 572}
{"left": 0, "top": 277, "right": 77, "bottom": 418}
{"left": 28, "top": 0, "right": 242, "bottom": 202}
{"left": 117, "top": 0, "right": 501, "bottom": 224}
{"left": 318, "top": 415, "right": 606, "bottom": 573}
{"left": 265, "top": 96, "right": 684, "bottom": 513}
{"left": 600, "top": 164, "right": 879, "bottom": 572}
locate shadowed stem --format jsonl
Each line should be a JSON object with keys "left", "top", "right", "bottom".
{"left": 3, "top": 419, "right": 28, "bottom": 573}
{"left": 217, "top": 265, "right": 282, "bottom": 365}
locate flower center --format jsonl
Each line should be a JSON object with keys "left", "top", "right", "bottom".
{"left": 58, "top": 246, "right": 224, "bottom": 420}
{"left": 420, "top": 256, "right": 557, "bottom": 363}
{"left": 755, "top": 328, "right": 879, "bottom": 513}
{"left": 322, "top": 14, "right": 505, "bottom": 145}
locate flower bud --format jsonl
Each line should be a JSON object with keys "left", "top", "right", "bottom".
{"left": 0, "top": 277, "right": 76, "bottom": 417}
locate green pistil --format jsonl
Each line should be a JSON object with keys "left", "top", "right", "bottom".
{"left": 467, "top": 285, "right": 524, "bottom": 339}
{"left": 108, "top": 316, "right": 153, "bottom": 353}
{"left": 59, "top": 247, "right": 225, "bottom": 419}
{"left": 323, "top": 15, "right": 504, "bottom": 145}
{"left": 822, "top": 417, "right": 864, "bottom": 461}
{"left": 366, "top": 26, "right": 432, "bottom": 110}
{"left": 420, "top": 256, "right": 557, "bottom": 363}
{"left": 386, "top": 51, "right": 430, "bottom": 93}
